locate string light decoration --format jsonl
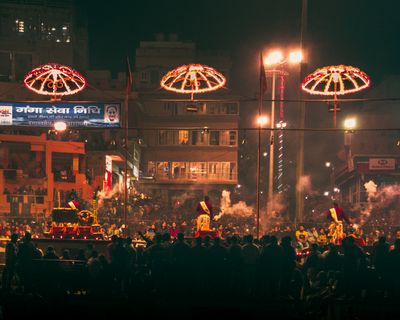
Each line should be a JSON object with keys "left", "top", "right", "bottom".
{"left": 160, "top": 64, "right": 226, "bottom": 100}
{"left": 23, "top": 63, "right": 86, "bottom": 100}
{"left": 301, "top": 65, "right": 370, "bottom": 127}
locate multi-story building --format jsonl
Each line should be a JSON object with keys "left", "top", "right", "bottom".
{"left": 0, "top": 0, "right": 88, "bottom": 81}
{"left": 135, "top": 34, "right": 239, "bottom": 203}
{"left": 0, "top": 1, "right": 141, "bottom": 216}
{"left": 334, "top": 78, "right": 400, "bottom": 205}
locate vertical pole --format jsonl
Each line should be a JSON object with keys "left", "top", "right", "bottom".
{"left": 267, "top": 72, "right": 276, "bottom": 219}
{"left": 124, "top": 89, "right": 129, "bottom": 230}
{"left": 277, "top": 71, "right": 285, "bottom": 193}
{"left": 256, "top": 52, "right": 263, "bottom": 239}
{"left": 295, "top": 0, "right": 308, "bottom": 226}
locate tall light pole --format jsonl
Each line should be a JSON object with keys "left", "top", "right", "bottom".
{"left": 263, "top": 50, "right": 302, "bottom": 221}
{"left": 256, "top": 115, "right": 268, "bottom": 239}
{"left": 295, "top": 0, "right": 308, "bottom": 226}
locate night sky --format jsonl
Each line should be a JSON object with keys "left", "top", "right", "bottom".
{"left": 81, "top": 0, "right": 400, "bottom": 191}
{"left": 83, "top": 0, "right": 400, "bottom": 83}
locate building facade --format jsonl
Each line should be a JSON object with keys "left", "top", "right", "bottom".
{"left": 134, "top": 34, "right": 239, "bottom": 203}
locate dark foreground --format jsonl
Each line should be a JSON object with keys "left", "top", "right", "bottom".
{"left": 2, "top": 233, "right": 400, "bottom": 319}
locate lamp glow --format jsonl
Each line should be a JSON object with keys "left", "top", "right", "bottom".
{"left": 54, "top": 121, "right": 67, "bottom": 132}
{"left": 344, "top": 118, "right": 357, "bottom": 130}
{"left": 264, "top": 51, "right": 283, "bottom": 65}
{"left": 325, "top": 162, "right": 331, "bottom": 168}
{"left": 288, "top": 50, "right": 303, "bottom": 64}
{"left": 257, "top": 115, "right": 268, "bottom": 126}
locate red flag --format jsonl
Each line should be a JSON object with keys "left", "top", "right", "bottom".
{"left": 260, "top": 52, "right": 267, "bottom": 95}
{"left": 125, "top": 56, "right": 133, "bottom": 96}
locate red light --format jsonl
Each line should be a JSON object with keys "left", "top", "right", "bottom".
{"left": 60, "top": 236, "right": 63, "bottom": 239}
{"left": 84, "top": 236, "right": 87, "bottom": 240}
{"left": 72, "top": 237, "right": 75, "bottom": 240}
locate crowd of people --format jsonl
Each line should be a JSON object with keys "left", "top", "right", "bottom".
{"left": 2, "top": 230, "right": 400, "bottom": 318}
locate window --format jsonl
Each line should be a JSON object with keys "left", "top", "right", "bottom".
{"left": 172, "top": 162, "right": 188, "bottom": 179}
{"left": 210, "top": 131, "right": 220, "bottom": 145}
{"left": 156, "top": 162, "right": 169, "bottom": 179}
{"left": 191, "top": 130, "right": 208, "bottom": 146}
{"left": 229, "top": 131, "right": 237, "bottom": 146}
{"left": 150, "top": 70, "right": 159, "bottom": 85}
{"left": 0, "top": 52, "right": 12, "bottom": 81}
{"left": 15, "top": 53, "right": 32, "bottom": 81}
{"left": 190, "top": 162, "right": 207, "bottom": 179}
{"left": 207, "top": 103, "right": 218, "bottom": 114}
{"left": 159, "top": 130, "right": 178, "bottom": 145}
{"left": 226, "top": 103, "right": 239, "bottom": 114}
{"left": 159, "top": 130, "right": 168, "bottom": 145}
{"left": 164, "top": 102, "right": 177, "bottom": 115}
{"left": 15, "top": 20, "right": 24, "bottom": 33}
{"left": 140, "top": 72, "right": 148, "bottom": 82}
{"left": 208, "top": 162, "right": 218, "bottom": 179}
{"left": 178, "top": 130, "right": 189, "bottom": 145}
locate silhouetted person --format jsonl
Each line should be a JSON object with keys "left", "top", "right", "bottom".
{"left": 208, "top": 237, "right": 227, "bottom": 295}
{"left": 322, "top": 244, "right": 342, "bottom": 272}
{"left": 146, "top": 233, "right": 171, "bottom": 294}
{"left": 342, "top": 236, "right": 365, "bottom": 297}
{"left": 260, "top": 235, "right": 283, "bottom": 298}
{"left": 17, "top": 232, "right": 36, "bottom": 293}
{"left": 242, "top": 234, "right": 260, "bottom": 297}
{"left": 372, "top": 236, "right": 389, "bottom": 276}
{"left": 171, "top": 233, "right": 191, "bottom": 295}
{"left": 191, "top": 237, "right": 207, "bottom": 296}
{"left": 2, "top": 233, "right": 18, "bottom": 292}
{"left": 43, "top": 246, "right": 59, "bottom": 260}
{"left": 388, "top": 239, "right": 400, "bottom": 297}
{"left": 280, "top": 236, "right": 297, "bottom": 297}
{"left": 227, "top": 235, "right": 243, "bottom": 294}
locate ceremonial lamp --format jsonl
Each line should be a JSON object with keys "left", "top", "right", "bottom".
{"left": 301, "top": 65, "right": 370, "bottom": 127}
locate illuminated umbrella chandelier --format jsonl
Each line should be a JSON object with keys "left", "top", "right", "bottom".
{"left": 160, "top": 64, "right": 226, "bottom": 100}
{"left": 23, "top": 63, "right": 86, "bottom": 100}
{"left": 301, "top": 65, "right": 370, "bottom": 127}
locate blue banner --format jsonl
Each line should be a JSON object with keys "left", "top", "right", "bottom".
{"left": 0, "top": 102, "right": 121, "bottom": 128}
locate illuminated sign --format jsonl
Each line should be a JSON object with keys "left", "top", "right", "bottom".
{"left": 0, "top": 102, "right": 121, "bottom": 128}
{"left": 369, "top": 158, "right": 396, "bottom": 170}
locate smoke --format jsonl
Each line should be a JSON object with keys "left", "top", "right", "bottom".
{"left": 260, "top": 192, "right": 288, "bottom": 234}
{"left": 358, "top": 180, "right": 400, "bottom": 225}
{"left": 171, "top": 192, "right": 194, "bottom": 209}
{"left": 214, "top": 190, "right": 254, "bottom": 220}
{"left": 96, "top": 183, "right": 123, "bottom": 207}
{"left": 296, "top": 175, "right": 313, "bottom": 193}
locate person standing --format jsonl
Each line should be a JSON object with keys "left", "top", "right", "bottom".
{"left": 2, "top": 233, "right": 18, "bottom": 292}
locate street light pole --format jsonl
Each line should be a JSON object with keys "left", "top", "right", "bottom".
{"left": 267, "top": 72, "right": 276, "bottom": 219}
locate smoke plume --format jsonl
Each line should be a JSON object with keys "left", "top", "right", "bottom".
{"left": 214, "top": 190, "right": 254, "bottom": 220}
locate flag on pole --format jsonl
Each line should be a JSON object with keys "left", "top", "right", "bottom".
{"left": 260, "top": 52, "right": 267, "bottom": 95}
{"left": 125, "top": 56, "right": 133, "bottom": 96}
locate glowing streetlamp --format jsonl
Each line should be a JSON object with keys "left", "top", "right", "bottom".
{"left": 54, "top": 121, "right": 67, "bottom": 132}
{"left": 325, "top": 162, "right": 331, "bottom": 168}
{"left": 344, "top": 117, "right": 357, "bottom": 165}
{"left": 344, "top": 117, "right": 357, "bottom": 130}
{"left": 257, "top": 115, "right": 269, "bottom": 126}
